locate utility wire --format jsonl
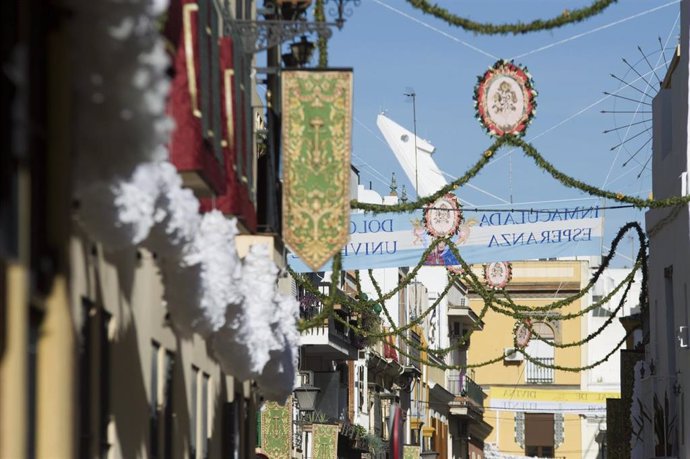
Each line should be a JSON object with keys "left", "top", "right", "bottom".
{"left": 601, "top": 11, "right": 680, "bottom": 188}
{"left": 489, "top": 62, "right": 668, "bottom": 168}
{"left": 372, "top": 0, "right": 499, "bottom": 60}
{"left": 510, "top": 0, "right": 680, "bottom": 60}
{"left": 412, "top": 204, "right": 632, "bottom": 213}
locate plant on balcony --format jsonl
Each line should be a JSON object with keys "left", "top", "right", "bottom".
{"left": 301, "top": 410, "right": 329, "bottom": 425}
{"left": 365, "top": 432, "right": 384, "bottom": 455}
{"left": 352, "top": 304, "right": 382, "bottom": 348}
{"left": 352, "top": 424, "right": 367, "bottom": 440}
{"left": 653, "top": 392, "right": 677, "bottom": 457}
{"left": 299, "top": 292, "right": 321, "bottom": 320}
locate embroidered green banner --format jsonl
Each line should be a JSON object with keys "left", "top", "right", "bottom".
{"left": 282, "top": 70, "right": 353, "bottom": 271}
{"left": 260, "top": 401, "right": 292, "bottom": 459}
{"left": 312, "top": 423, "right": 339, "bottom": 459}
{"left": 403, "top": 445, "right": 421, "bottom": 459}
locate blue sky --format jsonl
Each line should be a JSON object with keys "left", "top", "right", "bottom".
{"left": 317, "top": 0, "right": 681, "bottom": 266}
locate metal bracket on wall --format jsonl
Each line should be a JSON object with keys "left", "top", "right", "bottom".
{"left": 228, "top": 20, "right": 334, "bottom": 54}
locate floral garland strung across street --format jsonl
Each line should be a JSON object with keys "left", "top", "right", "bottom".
{"left": 292, "top": 220, "right": 650, "bottom": 373}
{"left": 474, "top": 60, "right": 537, "bottom": 137}
{"left": 403, "top": 0, "right": 618, "bottom": 35}
{"left": 289, "top": 38, "right": 663, "bottom": 373}
{"left": 350, "top": 136, "right": 690, "bottom": 214}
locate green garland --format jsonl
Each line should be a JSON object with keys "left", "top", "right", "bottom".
{"left": 314, "top": 0, "right": 328, "bottom": 67}
{"left": 350, "top": 136, "right": 690, "bottom": 214}
{"left": 366, "top": 265, "right": 492, "bottom": 355}
{"left": 496, "top": 264, "right": 636, "bottom": 322}
{"left": 351, "top": 139, "right": 504, "bottom": 213}
{"left": 404, "top": 0, "right": 618, "bottom": 35}
{"left": 293, "top": 181, "right": 660, "bottom": 370}
{"left": 518, "top": 330, "right": 631, "bottom": 373}
{"left": 330, "top": 308, "right": 508, "bottom": 370}
{"left": 292, "top": 220, "right": 649, "bottom": 371}
{"left": 488, "top": 222, "right": 646, "bottom": 317}
{"left": 522, "top": 268, "right": 635, "bottom": 349}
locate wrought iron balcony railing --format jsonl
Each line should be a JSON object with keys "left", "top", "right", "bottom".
{"left": 447, "top": 372, "right": 484, "bottom": 408}
{"left": 525, "top": 357, "right": 555, "bottom": 384}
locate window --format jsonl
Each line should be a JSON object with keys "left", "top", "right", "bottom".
{"left": 163, "top": 351, "right": 175, "bottom": 459}
{"left": 525, "top": 413, "right": 555, "bottom": 457}
{"left": 28, "top": 308, "right": 43, "bottom": 459}
{"left": 525, "top": 323, "right": 555, "bottom": 384}
{"left": 190, "top": 366, "right": 198, "bottom": 458}
{"left": 222, "top": 400, "right": 239, "bottom": 459}
{"left": 150, "top": 341, "right": 160, "bottom": 458}
{"left": 100, "top": 310, "right": 112, "bottom": 458}
{"left": 357, "top": 366, "right": 366, "bottom": 413}
{"left": 592, "top": 306, "right": 612, "bottom": 317}
{"left": 197, "top": 0, "right": 223, "bottom": 166}
{"left": 201, "top": 374, "right": 209, "bottom": 459}
{"left": 0, "top": 0, "right": 19, "bottom": 261}
{"left": 190, "top": 366, "right": 211, "bottom": 459}
{"left": 149, "top": 341, "right": 175, "bottom": 459}
{"left": 79, "top": 300, "right": 94, "bottom": 458}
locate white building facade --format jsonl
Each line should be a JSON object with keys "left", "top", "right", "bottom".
{"left": 640, "top": 0, "right": 690, "bottom": 456}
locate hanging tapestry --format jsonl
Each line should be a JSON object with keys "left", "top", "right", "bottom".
{"left": 312, "top": 423, "right": 340, "bottom": 459}
{"left": 282, "top": 70, "right": 353, "bottom": 271}
{"left": 260, "top": 401, "right": 292, "bottom": 459}
{"left": 403, "top": 445, "right": 421, "bottom": 459}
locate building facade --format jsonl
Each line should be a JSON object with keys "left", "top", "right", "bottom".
{"left": 637, "top": 1, "right": 690, "bottom": 455}
{"left": 468, "top": 260, "right": 617, "bottom": 459}
{"left": 0, "top": 0, "right": 316, "bottom": 457}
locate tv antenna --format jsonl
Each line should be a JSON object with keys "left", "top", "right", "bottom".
{"left": 404, "top": 88, "right": 419, "bottom": 197}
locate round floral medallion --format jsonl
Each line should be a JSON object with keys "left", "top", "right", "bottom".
{"left": 474, "top": 60, "right": 537, "bottom": 137}
{"left": 484, "top": 261, "right": 512, "bottom": 289}
{"left": 424, "top": 194, "right": 462, "bottom": 238}
{"left": 514, "top": 319, "right": 532, "bottom": 349}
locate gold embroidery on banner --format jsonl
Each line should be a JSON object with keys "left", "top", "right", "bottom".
{"left": 183, "top": 3, "right": 201, "bottom": 118}
{"left": 282, "top": 71, "right": 353, "bottom": 271}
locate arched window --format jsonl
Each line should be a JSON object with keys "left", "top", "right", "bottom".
{"left": 525, "top": 322, "right": 555, "bottom": 384}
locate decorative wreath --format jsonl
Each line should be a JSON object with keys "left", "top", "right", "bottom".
{"left": 474, "top": 60, "right": 537, "bottom": 137}
{"left": 423, "top": 193, "right": 462, "bottom": 238}
{"left": 483, "top": 261, "right": 513, "bottom": 289}
{"left": 513, "top": 318, "right": 533, "bottom": 349}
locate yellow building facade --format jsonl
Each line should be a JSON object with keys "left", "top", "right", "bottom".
{"left": 468, "top": 260, "right": 612, "bottom": 458}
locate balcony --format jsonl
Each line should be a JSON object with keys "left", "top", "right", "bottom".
{"left": 299, "top": 292, "right": 358, "bottom": 361}
{"left": 448, "top": 371, "right": 486, "bottom": 421}
{"left": 407, "top": 330, "right": 422, "bottom": 371}
{"left": 525, "top": 358, "right": 555, "bottom": 384}
{"left": 448, "top": 371, "right": 485, "bottom": 408}
{"left": 447, "top": 284, "right": 483, "bottom": 349}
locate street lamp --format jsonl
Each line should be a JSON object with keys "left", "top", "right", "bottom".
{"left": 294, "top": 384, "right": 320, "bottom": 412}
{"left": 275, "top": 0, "right": 313, "bottom": 20}
{"left": 326, "top": 0, "right": 362, "bottom": 29}
{"left": 282, "top": 35, "right": 315, "bottom": 68}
